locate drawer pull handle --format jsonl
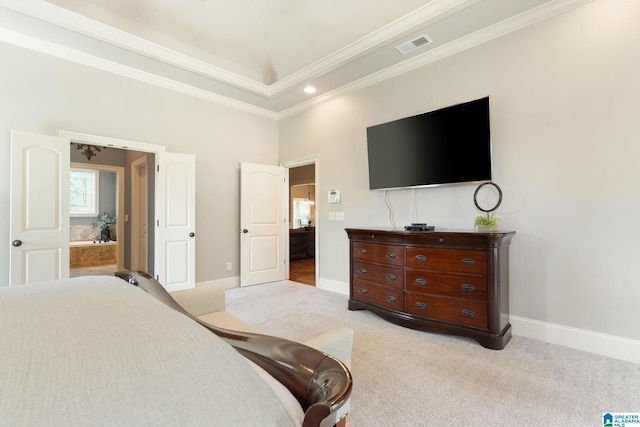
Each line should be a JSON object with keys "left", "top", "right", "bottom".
{"left": 461, "top": 258, "right": 476, "bottom": 265}
{"left": 386, "top": 296, "right": 397, "bottom": 303}
{"left": 415, "top": 302, "right": 427, "bottom": 310}
{"left": 370, "top": 234, "right": 376, "bottom": 239}
{"left": 461, "top": 284, "right": 476, "bottom": 292}
{"left": 462, "top": 310, "right": 476, "bottom": 318}
{"left": 359, "top": 248, "right": 368, "bottom": 254}
{"left": 359, "top": 268, "right": 368, "bottom": 274}
{"left": 386, "top": 274, "right": 397, "bottom": 281}
{"left": 438, "top": 237, "right": 444, "bottom": 243}
{"left": 358, "top": 288, "right": 368, "bottom": 295}
{"left": 414, "top": 255, "right": 427, "bottom": 263}
{"left": 386, "top": 252, "right": 396, "bottom": 259}
{"left": 415, "top": 278, "right": 427, "bottom": 286}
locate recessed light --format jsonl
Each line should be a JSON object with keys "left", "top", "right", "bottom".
{"left": 304, "top": 86, "right": 317, "bottom": 94}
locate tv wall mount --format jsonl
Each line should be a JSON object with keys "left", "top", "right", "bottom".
{"left": 474, "top": 182, "right": 503, "bottom": 217}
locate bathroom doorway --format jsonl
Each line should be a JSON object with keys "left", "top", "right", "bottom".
{"left": 69, "top": 144, "right": 153, "bottom": 278}
{"left": 69, "top": 162, "right": 123, "bottom": 278}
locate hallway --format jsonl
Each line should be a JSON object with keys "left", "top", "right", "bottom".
{"left": 289, "top": 258, "right": 315, "bottom": 286}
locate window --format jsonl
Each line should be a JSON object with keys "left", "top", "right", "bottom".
{"left": 70, "top": 168, "right": 98, "bottom": 216}
{"left": 293, "top": 197, "right": 312, "bottom": 228}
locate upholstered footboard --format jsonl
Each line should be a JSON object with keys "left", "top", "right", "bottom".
{"left": 115, "top": 271, "right": 352, "bottom": 427}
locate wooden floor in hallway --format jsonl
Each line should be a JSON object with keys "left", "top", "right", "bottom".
{"left": 289, "top": 257, "right": 315, "bottom": 286}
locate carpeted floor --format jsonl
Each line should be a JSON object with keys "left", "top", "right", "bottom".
{"left": 225, "top": 280, "right": 640, "bottom": 427}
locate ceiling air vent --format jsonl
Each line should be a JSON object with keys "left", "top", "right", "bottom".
{"left": 395, "top": 34, "right": 433, "bottom": 55}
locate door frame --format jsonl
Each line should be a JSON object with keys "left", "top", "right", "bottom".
{"left": 60, "top": 130, "right": 165, "bottom": 274}
{"left": 130, "top": 156, "right": 148, "bottom": 271}
{"left": 281, "top": 155, "right": 319, "bottom": 285}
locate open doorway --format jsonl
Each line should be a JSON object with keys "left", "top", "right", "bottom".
{"left": 11, "top": 130, "right": 194, "bottom": 288}
{"left": 288, "top": 164, "right": 316, "bottom": 286}
{"left": 68, "top": 143, "right": 154, "bottom": 278}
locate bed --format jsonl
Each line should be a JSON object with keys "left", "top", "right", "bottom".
{"left": 0, "top": 272, "right": 352, "bottom": 426}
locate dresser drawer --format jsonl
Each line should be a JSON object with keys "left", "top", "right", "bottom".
{"left": 405, "top": 293, "right": 488, "bottom": 330}
{"left": 352, "top": 242, "right": 404, "bottom": 266}
{"left": 347, "top": 229, "right": 404, "bottom": 244}
{"left": 353, "top": 281, "right": 404, "bottom": 311}
{"left": 353, "top": 261, "right": 404, "bottom": 289}
{"left": 406, "top": 248, "right": 487, "bottom": 275}
{"left": 405, "top": 270, "right": 487, "bottom": 300}
{"left": 404, "top": 233, "right": 488, "bottom": 249}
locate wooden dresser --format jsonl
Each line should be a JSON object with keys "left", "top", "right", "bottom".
{"left": 345, "top": 228, "right": 515, "bottom": 349}
{"left": 290, "top": 227, "right": 315, "bottom": 260}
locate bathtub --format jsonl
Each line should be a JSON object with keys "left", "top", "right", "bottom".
{"left": 70, "top": 240, "right": 118, "bottom": 268}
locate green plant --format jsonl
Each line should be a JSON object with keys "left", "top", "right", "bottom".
{"left": 96, "top": 212, "right": 116, "bottom": 230}
{"left": 474, "top": 213, "right": 498, "bottom": 227}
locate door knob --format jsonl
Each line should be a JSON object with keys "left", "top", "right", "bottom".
{"left": 12, "top": 240, "right": 22, "bottom": 247}
{"left": 189, "top": 232, "right": 195, "bottom": 237}
{"left": 242, "top": 229, "right": 248, "bottom": 233}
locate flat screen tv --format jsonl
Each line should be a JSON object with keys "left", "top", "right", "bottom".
{"left": 366, "top": 97, "right": 492, "bottom": 190}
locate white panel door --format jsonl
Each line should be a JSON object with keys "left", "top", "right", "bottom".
{"left": 240, "top": 162, "right": 286, "bottom": 286}
{"left": 10, "top": 130, "right": 70, "bottom": 285}
{"left": 155, "top": 152, "right": 196, "bottom": 291}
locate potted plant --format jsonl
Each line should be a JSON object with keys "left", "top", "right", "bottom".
{"left": 96, "top": 213, "right": 116, "bottom": 242}
{"left": 474, "top": 213, "right": 498, "bottom": 232}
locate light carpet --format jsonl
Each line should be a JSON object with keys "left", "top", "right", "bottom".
{"left": 225, "top": 280, "right": 640, "bottom": 427}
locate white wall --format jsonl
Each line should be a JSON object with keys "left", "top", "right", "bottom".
{"left": 1, "top": 0, "right": 637, "bottom": 360}
{"left": 0, "top": 42, "right": 279, "bottom": 285}
{"left": 278, "top": 0, "right": 640, "bottom": 347}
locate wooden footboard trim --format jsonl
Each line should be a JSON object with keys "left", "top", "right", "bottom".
{"left": 115, "top": 271, "right": 352, "bottom": 427}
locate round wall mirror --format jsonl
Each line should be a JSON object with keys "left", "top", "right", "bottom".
{"left": 473, "top": 182, "right": 502, "bottom": 213}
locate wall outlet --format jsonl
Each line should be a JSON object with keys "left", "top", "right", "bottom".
{"left": 226, "top": 262, "right": 232, "bottom": 271}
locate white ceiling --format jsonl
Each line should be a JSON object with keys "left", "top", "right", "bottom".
{"left": 0, "top": 0, "right": 590, "bottom": 117}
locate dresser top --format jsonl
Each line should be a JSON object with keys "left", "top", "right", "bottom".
{"left": 345, "top": 227, "right": 515, "bottom": 248}
{"left": 344, "top": 227, "right": 515, "bottom": 236}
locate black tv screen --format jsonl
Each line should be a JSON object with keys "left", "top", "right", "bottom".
{"left": 366, "top": 97, "right": 492, "bottom": 190}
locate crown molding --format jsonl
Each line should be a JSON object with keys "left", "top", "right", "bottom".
{"left": 268, "top": 0, "right": 479, "bottom": 94}
{"left": 0, "top": 25, "right": 279, "bottom": 119}
{"left": 0, "top": 0, "right": 478, "bottom": 98}
{"left": 0, "top": 0, "right": 270, "bottom": 95}
{"left": 0, "top": 0, "right": 593, "bottom": 120}
{"left": 278, "top": 0, "right": 594, "bottom": 119}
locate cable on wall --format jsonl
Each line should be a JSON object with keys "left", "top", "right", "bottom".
{"left": 411, "top": 188, "right": 419, "bottom": 223}
{"left": 384, "top": 190, "right": 396, "bottom": 229}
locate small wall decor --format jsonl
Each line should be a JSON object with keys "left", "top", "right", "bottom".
{"left": 473, "top": 182, "right": 502, "bottom": 231}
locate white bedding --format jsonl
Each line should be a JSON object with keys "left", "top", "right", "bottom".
{"left": 0, "top": 276, "right": 296, "bottom": 426}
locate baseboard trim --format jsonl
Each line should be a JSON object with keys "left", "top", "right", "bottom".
{"left": 197, "top": 276, "right": 240, "bottom": 290}
{"left": 317, "top": 278, "right": 349, "bottom": 296}
{"left": 510, "top": 315, "right": 640, "bottom": 364}
{"left": 195, "top": 276, "right": 639, "bottom": 364}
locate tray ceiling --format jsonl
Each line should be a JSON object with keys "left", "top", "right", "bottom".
{"left": 0, "top": 0, "right": 591, "bottom": 117}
